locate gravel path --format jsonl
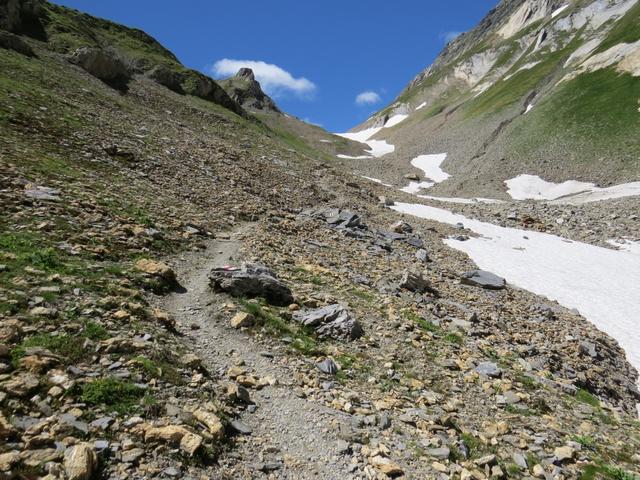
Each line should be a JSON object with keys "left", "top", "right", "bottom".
{"left": 159, "top": 227, "right": 355, "bottom": 479}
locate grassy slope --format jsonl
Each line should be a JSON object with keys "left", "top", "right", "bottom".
{"left": 507, "top": 67, "right": 640, "bottom": 172}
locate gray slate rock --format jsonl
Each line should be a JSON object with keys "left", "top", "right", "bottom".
{"left": 209, "top": 263, "right": 293, "bottom": 306}
{"left": 415, "top": 249, "right": 429, "bottom": 263}
{"left": 317, "top": 358, "right": 338, "bottom": 375}
{"left": 293, "top": 304, "right": 363, "bottom": 340}
{"left": 461, "top": 270, "right": 506, "bottom": 290}
{"left": 475, "top": 362, "right": 502, "bottom": 378}
{"left": 229, "top": 420, "right": 252, "bottom": 435}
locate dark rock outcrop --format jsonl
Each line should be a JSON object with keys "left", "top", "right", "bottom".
{"left": 218, "top": 68, "right": 280, "bottom": 113}
{"left": 68, "top": 47, "right": 131, "bottom": 90}
{"left": 293, "top": 304, "right": 363, "bottom": 340}
{"left": 0, "top": 0, "right": 46, "bottom": 40}
{"left": 209, "top": 263, "right": 293, "bottom": 306}
{"left": 0, "top": 30, "right": 35, "bottom": 56}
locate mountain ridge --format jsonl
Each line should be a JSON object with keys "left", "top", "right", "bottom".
{"left": 349, "top": 0, "right": 640, "bottom": 199}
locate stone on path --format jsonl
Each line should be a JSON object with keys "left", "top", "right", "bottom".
{"left": 209, "top": 263, "right": 293, "bottom": 306}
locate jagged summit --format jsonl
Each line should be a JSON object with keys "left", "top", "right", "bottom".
{"left": 235, "top": 67, "right": 256, "bottom": 80}
{"left": 219, "top": 67, "right": 281, "bottom": 113}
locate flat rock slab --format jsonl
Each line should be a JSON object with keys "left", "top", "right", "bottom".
{"left": 209, "top": 263, "right": 293, "bottom": 306}
{"left": 293, "top": 304, "right": 363, "bottom": 340}
{"left": 460, "top": 270, "right": 506, "bottom": 290}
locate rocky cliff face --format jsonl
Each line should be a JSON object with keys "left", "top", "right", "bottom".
{"left": 218, "top": 68, "right": 281, "bottom": 113}
{"left": 354, "top": 0, "right": 640, "bottom": 198}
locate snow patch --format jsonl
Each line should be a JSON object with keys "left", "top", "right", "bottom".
{"left": 416, "top": 102, "right": 427, "bottom": 110}
{"left": 524, "top": 104, "right": 534, "bottom": 114}
{"left": 415, "top": 195, "right": 504, "bottom": 205}
{"left": 551, "top": 182, "right": 640, "bottom": 204}
{"left": 362, "top": 176, "right": 393, "bottom": 187}
{"left": 337, "top": 154, "right": 373, "bottom": 160}
{"left": 384, "top": 114, "right": 408, "bottom": 128}
{"left": 336, "top": 126, "right": 395, "bottom": 158}
{"left": 505, "top": 174, "right": 595, "bottom": 200}
{"left": 411, "top": 153, "right": 450, "bottom": 183}
{"left": 390, "top": 202, "right": 640, "bottom": 372}
{"left": 401, "top": 181, "right": 435, "bottom": 194}
{"left": 336, "top": 115, "right": 404, "bottom": 158}
{"left": 506, "top": 175, "right": 640, "bottom": 203}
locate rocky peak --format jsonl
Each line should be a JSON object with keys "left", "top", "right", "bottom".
{"left": 235, "top": 67, "right": 256, "bottom": 81}
{"left": 218, "top": 67, "right": 281, "bottom": 113}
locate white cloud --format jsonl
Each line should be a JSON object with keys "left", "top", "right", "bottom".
{"left": 441, "top": 31, "right": 462, "bottom": 43}
{"left": 355, "top": 91, "right": 381, "bottom": 106}
{"left": 212, "top": 59, "right": 316, "bottom": 98}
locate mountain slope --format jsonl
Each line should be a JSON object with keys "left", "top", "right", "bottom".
{"left": 351, "top": 0, "right": 640, "bottom": 198}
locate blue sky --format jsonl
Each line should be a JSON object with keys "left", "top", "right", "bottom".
{"left": 53, "top": 0, "right": 498, "bottom": 132}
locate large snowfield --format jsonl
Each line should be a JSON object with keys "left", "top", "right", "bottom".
{"left": 506, "top": 174, "right": 640, "bottom": 203}
{"left": 390, "top": 202, "right": 640, "bottom": 372}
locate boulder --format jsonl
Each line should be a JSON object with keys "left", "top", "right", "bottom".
{"left": 317, "top": 358, "right": 338, "bottom": 375}
{"left": 399, "top": 270, "right": 434, "bottom": 294}
{"left": 370, "top": 455, "right": 404, "bottom": 477}
{"left": 475, "top": 362, "right": 502, "bottom": 378}
{"left": 68, "top": 47, "right": 131, "bottom": 89}
{"left": 209, "top": 263, "right": 293, "bottom": 306}
{"left": 230, "top": 311, "right": 255, "bottom": 329}
{"left": 146, "top": 64, "right": 184, "bottom": 93}
{"left": 415, "top": 249, "right": 429, "bottom": 263}
{"left": 0, "top": 30, "right": 35, "bottom": 56}
{"left": 293, "top": 304, "right": 363, "bottom": 340}
{"left": 460, "top": 270, "right": 506, "bottom": 290}
{"left": 326, "top": 209, "right": 362, "bottom": 228}
{"left": 135, "top": 259, "right": 176, "bottom": 283}
{"left": 144, "top": 425, "right": 192, "bottom": 444}
{"left": 63, "top": 443, "right": 97, "bottom": 480}
{"left": 179, "top": 432, "right": 203, "bottom": 456}
{"left": 2, "top": 372, "right": 39, "bottom": 397}
{"left": 0, "top": 0, "right": 44, "bottom": 37}
{"left": 193, "top": 409, "right": 224, "bottom": 439}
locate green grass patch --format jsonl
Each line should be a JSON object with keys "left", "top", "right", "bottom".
{"left": 581, "top": 463, "right": 639, "bottom": 480}
{"left": 576, "top": 388, "right": 600, "bottom": 408}
{"left": 444, "top": 333, "right": 463, "bottom": 345}
{"left": 132, "top": 355, "right": 182, "bottom": 384}
{"left": 240, "top": 300, "right": 323, "bottom": 356}
{"left": 82, "top": 320, "right": 110, "bottom": 341}
{"left": 11, "top": 333, "right": 88, "bottom": 366}
{"left": 0, "top": 232, "right": 62, "bottom": 271}
{"left": 350, "top": 288, "right": 375, "bottom": 303}
{"left": 460, "top": 433, "right": 483, "bottom": 459}
{"left": 573, "top": 435, "right": 597, "bottom": 450}
{"left": 404, "top": 310, "right": 441, "bottom": 334}
{"left": 81, "top": 377, "right": 145, "bottom": 415}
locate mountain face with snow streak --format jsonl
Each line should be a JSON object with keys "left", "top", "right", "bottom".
{"left": 352, "top": 0, "right": 640, "bottom": 198}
